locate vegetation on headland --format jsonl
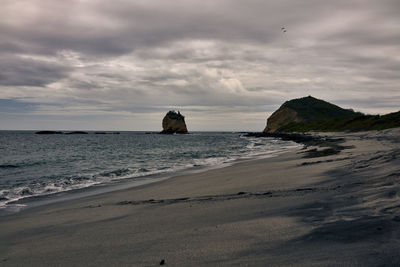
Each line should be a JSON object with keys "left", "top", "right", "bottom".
{"left": 282, "top": 96, "right": 360, "bottom": 122}
{"left": 265, "top": 96, "right": 400, "bottom": 133}
{"left": 279, "top": 111, "right": 400, "bottom": 132}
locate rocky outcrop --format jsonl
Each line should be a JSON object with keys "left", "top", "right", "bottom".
{"left": 35, "top": 131, "right": 63, "bottom": 134}
{"left": 263, "top": 96, "right": 359, "bottom": 133}
{"left": 160, "top": 111, "right": 188, "bottom": 134}
{"left": 65, "top": 131, "right": 88, "bottom": 135}
{"left": 264, "top": 106, "right": 303, "bottom": 133}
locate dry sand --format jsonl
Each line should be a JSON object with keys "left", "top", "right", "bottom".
{"left": 1, "top": 129, "right": 400, "bottom": 266}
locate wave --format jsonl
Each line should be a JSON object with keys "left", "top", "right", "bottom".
{"left": 0, "top": 161, "right": 44, "bottom": 169}
{"left": 0, "top": 134, "right": 301, "bottom": 209}
{"left": 0, "top": 165, "right": 189, "bottom": 208}
{"left": 0, "top": 164, "right": 19, "bottom": 169}
{"left": 99, "top": 168, "right": 132, "bottom": 177}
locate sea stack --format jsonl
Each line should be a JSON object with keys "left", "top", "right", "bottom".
{"left": 160, "top": 110, "right": 188, "bottom": 134}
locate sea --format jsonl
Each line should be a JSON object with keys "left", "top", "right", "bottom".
{"left": 0, "top": 131, "right": 301, "bottom": 213}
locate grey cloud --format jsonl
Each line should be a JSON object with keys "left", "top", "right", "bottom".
{"left": 0, "top": 0, "right": 399, "bottom": 130}
{"left": 0, "top": 99, "right": 39, "bottom": 113}
{"left": 0, "top": 56, "right": 71, "bottom": 86}
{"left": 0, "top": 0, "right": 349, "bottom": 57}
{"left": 0, "top": 42, "right": 25, "bottom": 54}
{"left": 334, "top": 97, "right": 400, "bottom": 114}
{"left": 1, "top": 0, "right": 398, "bottom": 58}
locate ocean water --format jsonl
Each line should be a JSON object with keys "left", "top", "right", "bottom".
{"left": 0, "top": 131, "right": 300, "bottom": 209}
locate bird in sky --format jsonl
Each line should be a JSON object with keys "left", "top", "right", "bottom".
{"left": 281, "top": 27, "right": 287, "bottom": 33}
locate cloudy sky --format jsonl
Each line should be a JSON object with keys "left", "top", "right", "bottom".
{"left": 1, "top": 0, "right": 399, "bottom": 131}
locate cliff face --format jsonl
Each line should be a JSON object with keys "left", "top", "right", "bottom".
{"left": 161, "top": 111, "right": 188, "bottom": 134}
{"left": 264, "top": 96, "right": 359, "bottom": 133}
{"left": 264, "top": 107, "right": 303, "bottom": 133}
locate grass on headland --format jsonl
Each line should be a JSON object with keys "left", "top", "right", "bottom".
{"left": 278, "top": 111, "right": 400, "bottom": 133}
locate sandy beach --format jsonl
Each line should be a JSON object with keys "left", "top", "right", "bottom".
{"left": 1, "top": 129, "right": 400, "bottom": 266}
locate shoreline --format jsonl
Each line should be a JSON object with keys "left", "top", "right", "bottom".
{"left": 1, "top": 129, "right": 400, "bottom": 266}
{"left": 2, "top": 130, "right": 339, "bottom": 214}
{"left": 1, "top": 151, "right": 294, "bottom": 219}
{"left": 1, "top": 138, "right": 301, "bottom": 216}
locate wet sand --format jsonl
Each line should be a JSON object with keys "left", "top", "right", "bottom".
{"left": 1, "top": 129, "right": 400, "bottom": 266}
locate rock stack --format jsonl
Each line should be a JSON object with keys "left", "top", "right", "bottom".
{"left": 160, "top": 111, "right": 188, "bottom": 134}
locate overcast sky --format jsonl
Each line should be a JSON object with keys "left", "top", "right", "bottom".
{"left": 0, "top": 0, "right": 399, "bottom": 131}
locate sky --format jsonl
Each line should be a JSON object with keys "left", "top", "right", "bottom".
{"left": 0, "top": 0, "right": 399, "bottom": 131}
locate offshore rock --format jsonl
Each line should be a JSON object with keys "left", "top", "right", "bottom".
{"left": 160, "top": 111, "right": 188, "bottom": 134}
{"left": 35, "top": 131, "right": 63, "bottom": 134}
{"left": 65, "top": 131, "right": 88, "bottom": 135}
